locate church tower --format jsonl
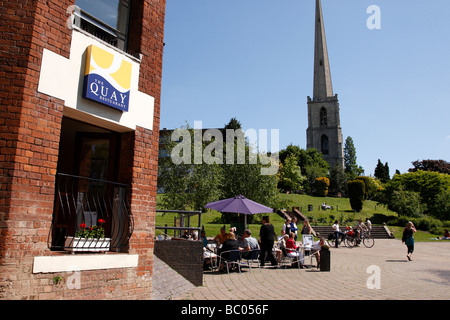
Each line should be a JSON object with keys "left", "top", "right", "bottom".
{"left": 307, "top": 0, "right": 344, "bottom": 167}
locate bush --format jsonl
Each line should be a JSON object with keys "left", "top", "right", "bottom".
{"left": 314, "top": 177, "right": 330, "bottom": 197}
{"left": 355, "top": 176, "right": 382, "bottom": 200}
{"left": 388, "top": 190, "right": 426, "bottom": 217}
{"left": 383, "top": 170, "right": 450, "bottom": 217}
{"left": 348, "top": 180, "right": 365, "bottom": 212}
{"left": 390, "top": 215, "right": 443, "bottom": 234}
{"left": 414, "top": 217, "right": 443, "bottom": 235}
{"left": 428, "top": 189, "right": 450, "bottom": 220}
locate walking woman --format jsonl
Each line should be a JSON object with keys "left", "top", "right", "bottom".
{"left": 402, "top": 221, "right": 416, "bottom": 261}
{"left": 259, "top": 216, "right": 278, "bottom": 267}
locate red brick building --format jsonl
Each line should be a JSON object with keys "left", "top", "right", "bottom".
{"left": 0, "top": 0, "right": 165, "bottom": 299}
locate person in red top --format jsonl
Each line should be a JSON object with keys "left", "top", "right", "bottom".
{"left": 285, "top": 232, "right": 298, "bottom": 255}
{"left": 285, "top": 232, "right": 304, "bottom": 268}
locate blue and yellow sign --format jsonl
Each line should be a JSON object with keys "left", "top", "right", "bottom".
{"left": 82, "top": 45, "right": 131, "bottom": 112}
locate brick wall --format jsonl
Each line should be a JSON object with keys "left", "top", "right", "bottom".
{"left": 124, "top": 0, "right": 166, "bottom": 297}
{"left": 0, "top": 0, "right": 71, "bottom": 299}
{"left": 0, "top": 0, "right": 166, "bottom": 299}
{"left": 154, "top": 240, "right": 204, "bottom": 287}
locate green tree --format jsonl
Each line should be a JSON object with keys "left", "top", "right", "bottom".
{"left": 374, "top": 159, "right": 390, "bottom": 183}
{"left": 278, "top": 154, "right": 306, "bottom": 192}
{"left": 347, "top": 179, "right": 365, "bottom": 212}
{"left": 329, "top": 162, "right": 347, "bottom": 196}
{"left": 388, "top": 189, "right": 426, "bottom": 217}
{"left": 278, "top": 145, "right": 329, "bottom": 194}
{"left": 383, "top": 170, "right": 450, "bottom": 217}
{"left": 157, "top": 125, "right": 224, "bottom": 211}
{"left": 344, "top": 136, "right": 364, "bottom": 180}
{"left": 299, "top": 148, "right": 329, "bottom": 194}
{"left": 409, "top": 159, "right": 450, "bottom": 174}
{"left": 428, "top": 189, "right": 450, "bottom": 220}
{"left": 221, "top": 118, "right": 280, "bottom": 221}
{"left": 224, "top": 117, "right": 242, "bottom": 130}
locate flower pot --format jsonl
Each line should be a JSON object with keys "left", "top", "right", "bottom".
{"left": 64, "top": 236, "right": 111, "bottom": 253}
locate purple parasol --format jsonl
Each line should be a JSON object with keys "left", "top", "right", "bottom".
{"left": 205, "top": 195, "right": 273, "bottom": 227}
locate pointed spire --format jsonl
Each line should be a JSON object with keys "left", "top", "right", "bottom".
{"left": 313, "top": 0, "right": 333, "bottom": 100}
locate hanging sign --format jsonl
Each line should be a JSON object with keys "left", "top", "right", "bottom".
{"left": 82, "top": 45, "right": 131, "bottom": 112}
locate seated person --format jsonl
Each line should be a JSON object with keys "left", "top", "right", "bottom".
{"left": 437, "top": 229, "right": 450, "bottom": 240}
{"left": 201, "top": 230, "right": 217, "bottom": 270}
{"left": 277, "top": 229, "right": 286, "bottom": 241}
{"left": 240, "top": 229, "right": 259, "bottom": 259}
{"left": 311, "top": 237, "right": 329, "bottom": 268}
{"left": 217, "top": 233, "right": 242, "bottom": 271}
{"left": 278, "top": 234, "right": 288, "bottom": 248}
{"left": 286, "top": 233, "right": 303, "bottom": 255}
{"left": 213, "top": 226, "right": 227, "bottom": 245}
{"left": 284, "top": 232, "right": 304, "bottom": 267}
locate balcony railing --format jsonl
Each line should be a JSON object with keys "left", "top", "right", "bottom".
{"left": 49, "top": 173, "right": 133, "bottom": 252}
{"left": 70, "top": 6, "right": 127, "bottom": 51}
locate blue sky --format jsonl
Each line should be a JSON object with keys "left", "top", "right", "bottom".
{"left": 160, "top": 0, "right": 450, "bottom": 177}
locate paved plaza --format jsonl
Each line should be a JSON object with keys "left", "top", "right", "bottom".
{"left": 172, "top": 239, "right": 450, "bottom": 300}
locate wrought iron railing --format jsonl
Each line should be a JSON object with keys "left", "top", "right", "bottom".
{"left": 71, "top": 6, "right": 127, "bottom": 51}
{"left": 49, "top": 173, "right": 133, "bottom": 252}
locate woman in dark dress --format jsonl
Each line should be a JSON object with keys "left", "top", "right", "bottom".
{"left": 218, "top": 232, "right": 241, "bottom": 271}
{"left": 402, "top": 221, "right": 416, "bottom": 261}
{"left": 259, "top": 216, "right": 278, "bottom": 267}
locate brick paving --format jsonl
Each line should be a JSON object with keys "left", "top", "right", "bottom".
{"left": 151, "top": 256, "right": 196, "bottom": 300}
{"left": 168, "top": 239, "right": 450, "bottom": 300}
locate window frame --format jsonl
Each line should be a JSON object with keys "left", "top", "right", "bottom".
{"left": 71, "top": 0, "right": 131, "bottom": 52}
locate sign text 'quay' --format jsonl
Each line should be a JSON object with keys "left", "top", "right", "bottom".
{"left": 82, "top": 45, "right": 131, "bottom": 112}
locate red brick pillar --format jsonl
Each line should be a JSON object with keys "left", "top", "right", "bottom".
{"left": 126, "top": 0, "right": 165, "bottom": 289}
{"left": 0, "top": 0, "right": 72, "bottom": 298}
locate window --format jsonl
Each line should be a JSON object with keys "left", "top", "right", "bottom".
{"left": 73, "top": 0, "right": 131, "bottom": 51}
{"left": 321, "top": 134, "right": 329, "bottom": 155}
{"left": 320, "top": 107, "right": 327, "bottom": 125}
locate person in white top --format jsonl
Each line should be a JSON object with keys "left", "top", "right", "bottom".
{"left": 355, "top": 219, "right": 368, "bottom": 245}
{"left": 365, "top": 218, "right": 372, "bottom": 233}
{"left": 332, "top": 220, "right": 344, "bottom": 248}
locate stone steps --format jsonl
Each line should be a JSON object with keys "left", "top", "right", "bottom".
{"left": 311, "top": 225, "right": 394, "bottom": 239}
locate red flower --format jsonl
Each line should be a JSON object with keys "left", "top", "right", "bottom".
{"left": 79, "top": 223, "right": 86, "bottom": 229}
{"left": 98, "top": 219, "right": 105, "bottom": 225}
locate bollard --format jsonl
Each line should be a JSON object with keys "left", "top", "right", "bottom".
{"left": 320, "top": 249, "right": 330, "bottom": 271}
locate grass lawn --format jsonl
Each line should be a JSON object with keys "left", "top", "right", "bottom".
{"left": 155, "top": 193, "right": 443, "bottom": 241}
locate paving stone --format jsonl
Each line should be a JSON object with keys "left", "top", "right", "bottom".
{"left": 170, "top": 239, "right": 450, "bottom": 300}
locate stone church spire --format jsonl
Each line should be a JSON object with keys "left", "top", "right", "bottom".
{"left": 313, "top": 0, "right": 333, "bottom": 100}
{"left": 307, "top": 0, "right": 344, "bottom": 168}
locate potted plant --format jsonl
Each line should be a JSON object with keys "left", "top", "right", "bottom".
{"left": 65, "top": 219, "right": 111, "bottom": 253}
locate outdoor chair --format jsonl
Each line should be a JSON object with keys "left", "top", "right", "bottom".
{"left": 241, "top": 249, "right": 261, "bottom": 272}
{"left": 302, "top": 235, "right": 315, "bottom": 267}
{"left": 302, "top": 235, "right": 314, "bottom": 251}
{"left": 219, "top": 250, "right": 242, "bottom": 274}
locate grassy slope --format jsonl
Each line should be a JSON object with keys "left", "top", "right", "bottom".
{"left": 155, "top": 193, "right": 442, "bottom": 241}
